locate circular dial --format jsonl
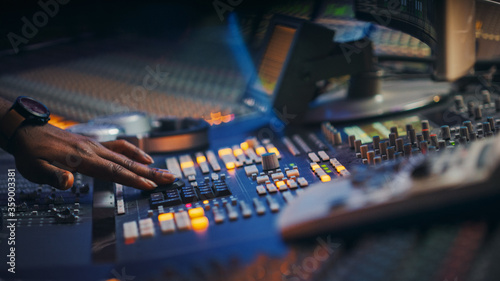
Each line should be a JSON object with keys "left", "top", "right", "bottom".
{"left": 18, "top": 97, "right": 50, "bottom": 117}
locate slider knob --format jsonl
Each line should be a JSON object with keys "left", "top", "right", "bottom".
{"left": 261, "top": 152, "right": 280, "bottom": 171}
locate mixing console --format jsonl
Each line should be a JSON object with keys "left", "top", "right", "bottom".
{"left": 1, "top": 81, "right": 500, "bottom": 280}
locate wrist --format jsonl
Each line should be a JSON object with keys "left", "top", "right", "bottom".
{"left": 0, "top": 96, "right": 50, "bottom": 152}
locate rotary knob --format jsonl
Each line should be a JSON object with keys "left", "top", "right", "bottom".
{"left": 261, "top": 152, "right": 280, "bottom": 171}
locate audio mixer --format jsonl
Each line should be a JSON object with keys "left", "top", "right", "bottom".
{"left": 2, "top": 1, "right": 500, "bottom": 280}
{"left": 1, "top": 85, "right": 500, "bottom": 280}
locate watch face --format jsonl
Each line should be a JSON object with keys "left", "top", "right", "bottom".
{"left": 18, "top": 97, "right": 50, "bottom": 117}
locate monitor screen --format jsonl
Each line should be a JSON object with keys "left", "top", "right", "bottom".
{"left": 354, "top": 0, "right": 477, "bottom": 81}
{"left": 256, "top": 25, "right": 298, "bottom": 96}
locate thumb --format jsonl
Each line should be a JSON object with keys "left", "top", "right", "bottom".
{"left": 17, "top": 159, "right": 74, "bottom": 190}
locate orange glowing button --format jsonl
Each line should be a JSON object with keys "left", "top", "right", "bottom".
{"left": 188, "top": 207, "right": 205, "bottom": 219}
{"left": 267, "top": 147, "right": 280, "bottom": 157}
{"left": 310, "top": 163, "right": 320, "bottom": 170}
{"left": 158, "top": 213, "right": 174, "bottom": 222}
{"left": 335, "top": 166, "right": 346, "bottom": 172}
{"left": 180, "top": 161, "right": 194, "bottom": 169}
{"left": 255, "top": 146, "right": 267, "bottom": 156}
{"left": 196, "top": 156, "right": 207, "bottom": 163}
{"left": 276, "top": 181, "right": 286, "bottom": 188}
{"left": 233, "top": 148, "right": 244, "bottom": 157}
{"left": 320, "top": 174, "right": 331, "bottom": 182}
{"left": 191, "top": 216, "right": 209, "bottom": 231}
{"left": 240, "top": 141, "right": 249, "bottom": 150}
{"left": 226, "top": 162, "right": 235, "bottom": 170}
{"left": 218, "top": 148, "right": 233, "bottom": 157}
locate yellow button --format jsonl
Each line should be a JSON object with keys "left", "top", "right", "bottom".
{"left": 218, "top": 148, "right": 232, "bottom": 157}
{"left": 276, "top": 181, "right": 286, "bottom": 188}
{"left": 335, "top": 165, "right": 346, "bottom": 172}
{"left": 180, "top": 161, "right": 194, "bottom": 169}
{"left": 233, "top": 148, "right": 244, "bottom": 157}
{"left": 240, "top": 141, "right": 249, "bottom": 150}
{"left": 191, "top": 216, "right": 209, "bottom": 231}
{"left": 158, "top": 213, "right": 174, "bottom": 222}
{"left": 226, "top": 162, "right": 235, "bottom": 170}
{"left": 196, "top": 156, "right": 207, "bottom": 163}
{"left": 320, "top": 174, "right": 331, "bottom": 182}
{"left": 188, "top": 207, "right": 205, "bottom": 219}
{"left": 267, "top": 147, "right": 280, "bottom": 157}
{"left": 310, "top": 163, "right": 320, "bottom": 170}
{"left": 255, "top": 146, "right": 266, "bottom": 156}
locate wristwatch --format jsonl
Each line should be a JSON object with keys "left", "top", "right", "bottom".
{"left": 0, "top": 96, "right": 50, "bottom": 150}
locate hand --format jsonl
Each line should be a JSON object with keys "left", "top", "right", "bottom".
{"left": 8, "top": 123, "right": 175, "bottom": 190}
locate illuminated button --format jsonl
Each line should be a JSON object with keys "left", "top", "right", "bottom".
{"left": 196, "top": 155, "right": 207, "bottom": 163}
{"left": 317, "top": 151, "right": 330, "bottom": 161}
{"left": 225, "top": 162, "right": 235, "bottom": 170}
{"left": 297, "top": 177, "right": 308, "bottom": 187}
{"left": 218, "top": 147, "right": 232, "bottom": 157}
{"left": 191, "top": 216, "right": 209, "bottom": 231}
{"left": 233, "top": 148, "right": 244, "bottom": 157}
{"left": 267, "top": 146, "right": 281, "bottom": 157}
{"left": 240, "top": 141, "right": 249, "bottom": 150}
{"left": 276, "top": 180, "right": 286, "bottom": 189}
{"left": 158, "top": 213, "right": 175, "bottom": 234}
{"left": 255, "top": 146, "right": 267, "bottom": 156}
{"left": 158, "top": 213, "right": 174, "bottom": 221}
{"left": 310, "top": 163, "right": 320, "bottom": 170}
{"left": 271, "top": 172, "right": 285, "bottom": 181}
{"left": 174, "top": 212, "right": 191, "bottom": 231}
{"left": 320, "top": 174, "right": 331, "bottom": 182}
{"left": 256, "top": 185, "right": 267, "bottom": 195}
{"left": 256, "top": 175, "right": 269, "bottom": 184}
{"left": 335, "top": 165, "right": 346, "bottom": 172}
{"left": 244, "top": 165, "right": 259, "bottom": 177}
{"left": 206, "top": 150, "right": 221, "bottom": 172}
{"left": 286, "top": 169, "right": 299, "bottom": 178}
{"left": 266, "top": 183, "right": 278, "bottom": 193}
{"left": 287, "top": 179, "right": 298, "bottom": 189}
{"left": 196, "top": 152, "right": 210, "bottom": 174}
{"left": 123, "top": 221, "right": 139, "bottom": 243}
{"left": 188, "top": 207, "right": 205, "bottom": 219}
{"left": 308, "top": 152, "right": 320, "bottom": 163}
{"left": 253, "top": 198, "right": 266, "bottom": 215}
{"left": 139, "top": 218, "right": 155, "bottom": 238}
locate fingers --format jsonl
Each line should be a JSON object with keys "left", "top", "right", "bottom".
{"left": 17, "top": 159, "right": 74, "bottom": 190}
{"left": 101, "top": 140, "right": 154, "bottom": 164}
{"left": 75, "top": 155, "right": 160, "bottom": 190}
{"left": 97, "top": 141, "right": 175, "bottom": 185}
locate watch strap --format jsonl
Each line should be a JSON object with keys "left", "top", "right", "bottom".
{"left": 0, "top": 109, "right": 26, "bottom": 149}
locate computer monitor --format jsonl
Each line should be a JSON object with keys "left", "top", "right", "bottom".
{"left": 248, "top": 0, "right": 493, "bottom": 123}
{"left": 355, "top": 0, "right": 476, "bottom": 81}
